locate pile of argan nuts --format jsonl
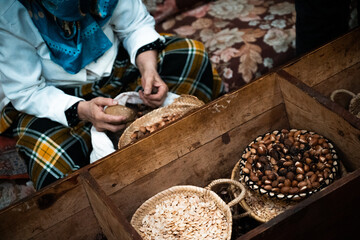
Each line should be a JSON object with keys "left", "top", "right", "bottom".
{"left": 241, "top": 129, "right": 338, "bottom": 200}
{"left": 130, "top": 113, "right": 181, "bottom": 142}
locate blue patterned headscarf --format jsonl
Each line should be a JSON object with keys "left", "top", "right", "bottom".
{"left": 19, "top": 0, "right": 119, "bottom": 74}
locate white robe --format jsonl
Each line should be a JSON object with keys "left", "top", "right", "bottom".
{"left": 0, "top": 0, "right": 161, "bottom": 126}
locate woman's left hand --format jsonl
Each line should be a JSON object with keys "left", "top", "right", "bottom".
{"left": 136, "top": 50, "right": 168, "bottom": 108}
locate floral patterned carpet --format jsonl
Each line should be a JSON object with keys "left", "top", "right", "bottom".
{"left": 0, "top": 141, "right": 35, "bottom": 211}
{"left": 152, "top": 0, "right": 296, "bottom": 92}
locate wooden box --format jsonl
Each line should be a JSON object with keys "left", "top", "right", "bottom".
{"left": 1, "top": 29, "right": 360, "bottom": 240}
{"left": 281, "top": 27, "right": 360, "bottom": 130}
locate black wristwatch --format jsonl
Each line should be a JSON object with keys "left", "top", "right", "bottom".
{"left": 65, "top": 101, "right": 82, "bottom": 127}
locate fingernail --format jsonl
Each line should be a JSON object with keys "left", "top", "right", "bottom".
{"left": 113, "top": 100, "right": 117, "bottom": 105}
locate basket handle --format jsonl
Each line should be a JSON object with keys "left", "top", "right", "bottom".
{"left": 330, "top": 89, "right": 356, "bottom": 102}
{"left": 205, "top": 179, "right": 246, "bottom": 208}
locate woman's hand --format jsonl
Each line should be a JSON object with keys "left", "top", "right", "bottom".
{"left": 136, "top": 50, "right": 168, "bottom": 108}
{"left": 77, "top": 97, "right": 127, "bottom": 132}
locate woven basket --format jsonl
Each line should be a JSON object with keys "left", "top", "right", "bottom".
{"left": 118, "top": 95, "right": 204, "bottom": 148}
{"left": 238, "top": 129, "right": 339, "bottom": 201}
{"left": 231, "top": 161, "right": 296, "bottom": 222}
{"left": 230, "top": 129, "right": 343, "bottom": 222}
{"left": 130, "top": 179, "right": 246, "bottom": 240}
{"left": 330, "top": 89, "right": 360, "bottom": 118}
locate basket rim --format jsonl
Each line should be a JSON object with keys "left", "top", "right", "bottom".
{"left": 239, "top": 129, "right": 339, "bottom": 201}
{"left": 130, "top": 185, "right": 232, "bottom": 240}
{"left": 231, "top": 161, "right": 271, "bottom": 222}
{"left": 118, "top": 95, "right": 204, "bottom": 148}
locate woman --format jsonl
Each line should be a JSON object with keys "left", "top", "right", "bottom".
{"left": 0, "top": 0, "right": 224, "bottom": 190}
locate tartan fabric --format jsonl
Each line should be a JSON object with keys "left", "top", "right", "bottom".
{"left": 0, "top": 35, "right": 224, "bottom": 190}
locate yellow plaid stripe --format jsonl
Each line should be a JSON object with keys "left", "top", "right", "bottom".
{"left": 0, "top": 35, "right": 223, "bottom": 189}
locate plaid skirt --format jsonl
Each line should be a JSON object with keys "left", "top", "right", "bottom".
{"left": 0, "top": 35, "right": 224, "bottom": 190}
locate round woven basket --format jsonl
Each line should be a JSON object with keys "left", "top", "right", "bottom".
{"left": 118, "top": 95, "right": 204, "bottom": 148}
{"left": 238, "top": 129, "right": 339, "bottom": 201}
{"left": 230, "top": 129, "right": 342, "bottom": 222}
{"left": 130, "top": 179, "right": 246, "bottom": 240}
{"left": 330, "top": 89, "right": 360, "bottom": 118}
{"left": 231, "top": 161, "right": 296, "bottom": 222}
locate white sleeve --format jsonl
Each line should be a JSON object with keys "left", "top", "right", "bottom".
{"left": 0, "top": 29, "right": 83, "bottom": 127}
{"left": 110, "top": 0, "right": 164, "bottom": 66}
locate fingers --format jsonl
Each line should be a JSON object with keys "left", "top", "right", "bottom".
{"left": 82, "top": 97, "right": 130, "bottom": 132}
{"left": 93, "top": 97, "right": 118, "bottom": 107}
{"left": 139, "top": 90, "right": 157, "bottom": 108}
{"left": 143, "top": 76, "right": 154, "bottom": 96}
{"left": 140, "top": 74, "right": 168, "bottom": 107}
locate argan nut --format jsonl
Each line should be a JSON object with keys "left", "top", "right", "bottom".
{"left": 298, "top": 181, "right": 307, "bottom": 188}
{"left": 305, "top": 158, "right": 312, "bottom": 165}
{"left": 244, "top": 151, "right": 251, "bottom": 159}
{"left": 284, "top": 179, "right": 291, "bottom": 187}
{"left": 325, "top": 153, "right": 333, "bottom": 160}
{"left": 299, "top": 186, "right": 308, "bottom": 192}
{"left": 242, "top": 167, "right": 250, "bottom": 174}
{"left": 264, "top": 185, "right": 272, "bottom": 191}
{"left": 317, "top": 162, "right": 325, "bottom": 170}
{"left": 296, "top": 174, "right": 304, "bottom": 182}
{"left": 272, "top": 180, "right": 279, "bottom": 188}
{"left": 277, "top": 176, "right": 286, "bottom": 183}
{"left": 283, "top": 161, "right": 293, "bottom": 167}
{"left": 310, "top": 173, "right": 318, "bottom": 183}
{"left": 268, "top": 172, "right": 277, "bottom": 181}
{"left": 250, "top": 175, "right": 259, "bottom": 182}
{"left": 245, "top": 162, "right": 252, "bottom": 170}
{"left": 130, "top": 132, "right": 138, "bottom": 140}
{"left": 258, "top": 144, "right": 267, "bottom": 155}
{"left": 264, "top": 180, "right": 272, "bottom": 185}
{"left": 261, "top": 175, "right": 268, "bottom": 182}
{"left": 278, "top": 168, "right": 287, "bottom": 176}
{"left": 292, "top": 180, "right": 298, "bottom": 187}
{"left": 289, "top": 187, "right": 299, "bottom": 194}
{"left": 139, "top": 126, "right": 147, "bottom": 134}
{"left": 105, "top": 105, "right": 136, "bottom": 122}
{"left": 281, "top": 186, "right": 290, "bottom": 194}
{"left": 295, "top": 161, "right": 303, "bottom": 168}
{"left": 296, "top": 167, "right": 305, "bottom": 174}
{"left": 309, "top": 137, "right": 318, "bottom": 146}
{"left": 319, "top": 156, "right": 326, "bottom": 163}
{"left": 286, "top": 172, "right": 295, "bottom": 181}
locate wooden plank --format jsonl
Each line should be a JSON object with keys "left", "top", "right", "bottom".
{"left": 277, "top": 70, "right": 360, "bottom": 130}
{"left": 312, "top": 61, "right": 360, "bottom": 97}
{"left": 277, "top": 71, "right": 360, "bottom": 171}
{"left": 31, "top": 207, "right": 103, "bottom": 240}
{"left": 0, "top": 174, "right": 89, "bottom": 240}
{"left": 283, "top": 27, "right": 360, "bottom": 87}
{"left": 80, "top": 171, "right": 142, "bottom": 240}
{"left": 111, "top": 104, "right": 289, "bottom": 220}
{"left": 237, "top": 168, "right": 360, "bottom": 240}
{"left": 88, "top": 73, "right": 284, "bottom": 196}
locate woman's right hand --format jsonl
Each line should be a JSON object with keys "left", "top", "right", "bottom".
{"left": 77, "top": 97, "right": 127, "bottom": 132}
